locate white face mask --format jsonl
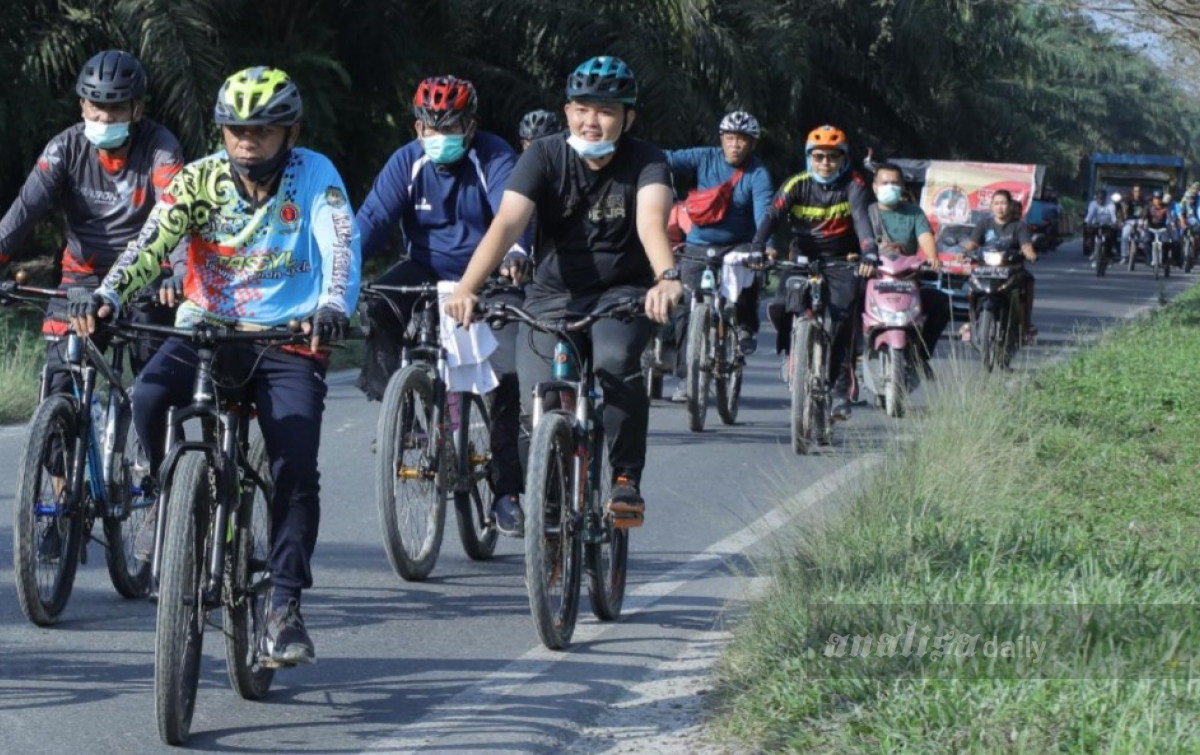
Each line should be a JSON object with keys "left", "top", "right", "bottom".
{"left": 567, "top": 134, "right": 617, "bottom": 159}
{"left": 83, "top": 119, "right": 131, "bottom": 150}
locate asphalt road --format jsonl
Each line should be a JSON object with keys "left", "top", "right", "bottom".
{"left": 0, "top": 239, "right": 1190, "bottom": 754}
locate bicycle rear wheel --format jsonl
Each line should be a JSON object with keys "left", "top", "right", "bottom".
{"left": 104, "top": 402, "right": 152, "bottom": 598}
{"left": 454, "top": 393, "right": 498, "bottom": 561}
{"left": 225, "top": 435, "right": 275, "bottom": 699}
{"left": 524, "top": 412, "right": 582, "bottom": 650}
{"left": 376, "top": 364, "right": 446, "bottom": 581}
{"left": 155, "top": 453, "right": 213, "bottom": 746}
{"left": 789, "top": 319, "right": 813, "bottom": 455}
{"left": 13, "top": 395, "right": 84, "bottom": 626}
{"left": 586, "top": 428, "right": 626, "bottom": 621}
{"left": 685, "top": 304, "right": 711, "bottom": 432}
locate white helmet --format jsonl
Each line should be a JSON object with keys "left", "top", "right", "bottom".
{"left": 719, "top": 111, "right": 761, "bottom": 139}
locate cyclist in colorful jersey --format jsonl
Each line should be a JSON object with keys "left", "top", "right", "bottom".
{"left": 444, "top": 55, "right": 683, "bottom": 525}
{"left": 518, "top": 109, "right": 563, "bottom": 151}
{"left": 752, "top": 124, "right": 876, "bottom": 421}
{"left": 355, "top": 75, "right": 529, "bottom": 535}
{"left": 0, "top": 50, "right": 184, "bottom": 381}
{"left": 665, "top": 110, "right": 774, "bottom": 402}
{"left": 71, "top": 66, "right": 361, "bottom": 667}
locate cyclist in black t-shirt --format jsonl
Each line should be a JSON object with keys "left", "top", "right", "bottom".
{"left": 445, "top": 55, "right": 683, "bottom": 524}
{"left": 960, "top": 189, "right": 1038, "bottom": 343}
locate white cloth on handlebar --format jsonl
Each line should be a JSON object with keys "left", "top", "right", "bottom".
{"left": 720, "top": 251, "right": 758, "bottom": 304}
{"left": 437, "top": 281, "right": 498, "bottom": 394}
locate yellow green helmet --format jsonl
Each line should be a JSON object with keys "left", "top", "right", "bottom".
{"left": 214, "top": 66, "right": 303, "bottom": 126}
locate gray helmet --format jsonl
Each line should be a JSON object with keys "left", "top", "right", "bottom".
{"left": 213, "top": 67, "right": 303, "bottom": 126}
{"left": 719, "top": 111, "right": 761, "bottom": 139}
{"left": 76, "top": 50, "right": 147, "bottom": 103}
{"left": 518, "top": 109, "right": 562, "bottom": 140}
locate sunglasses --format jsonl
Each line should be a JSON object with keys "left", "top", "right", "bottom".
{"left": 809, "top": 151, "right": 843, "bottom": 163}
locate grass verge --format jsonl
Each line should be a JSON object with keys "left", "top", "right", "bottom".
{"left": 713, "top": 287, "right": 1200, "bottom": 753}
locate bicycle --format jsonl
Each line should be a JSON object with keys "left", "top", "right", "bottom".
{"left": 483, "top": 297, "right": 646, "bottom": 650}
{"left": 678, "top": 245, "right": 761, "bottom": 431}
{"left": 773, "top": 258, "right": 858, "bottom": 455}
{"left": 1146, "top": 226, "right": 1172, "bottom": 280}
{"left": 364, "top": 282, "right": 505, "bottom": 582}
{"left": 3, "top": 280, "right": 156, "bottom": 626}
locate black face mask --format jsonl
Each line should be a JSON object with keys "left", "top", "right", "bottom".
{"left": 231, "top": 144, "right": 291, "bottom": 184}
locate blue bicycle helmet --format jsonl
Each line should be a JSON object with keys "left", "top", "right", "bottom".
{"left": 565, "top": 56, "right": 637, "bottom": 104}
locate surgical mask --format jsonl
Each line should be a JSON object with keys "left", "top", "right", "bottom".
{"left": 567, "top": 134, "right": 617, "bottom": 160}
{"left": 83, "top": 119, "right": 131, "bottom": 150}
{"left": 423, "top": 134, "right": 467, "bottom": 164}
{"left": 231, "top": 145, "right": 291, "bottom": 184}
{"left": 876, "top": 184, "right": 903, "bottom": 206}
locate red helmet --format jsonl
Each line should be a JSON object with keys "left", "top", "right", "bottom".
{"left": 413, "top": 76, "right": 477, "bottom": 129}
{"left": 806, "top": 125, "right": 849, "bottom": 153}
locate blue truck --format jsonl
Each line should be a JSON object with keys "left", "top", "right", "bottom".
{"left": 1088, "top": 153, "right": 1186, "bottom": 199}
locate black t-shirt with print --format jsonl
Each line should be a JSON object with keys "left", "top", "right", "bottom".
{"left": 505, "top": 133, "right": 671, "bottom": 304}
{"left": 969, "top": 217, "right": 1033, "bottom": 252}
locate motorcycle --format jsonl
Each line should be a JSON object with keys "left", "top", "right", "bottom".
{"left": 861, "top": 250, "right": 926, "bottom": 418}
{"left": 967, "top": 242, "right": 1027, "bottom": 372}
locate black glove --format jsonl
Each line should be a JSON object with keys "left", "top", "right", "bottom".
{"left": 501, "top": 251, "right": 532, "bottom": 280}
{"left": 312, "top": 306, "right": 349, "bottom": 344}
{"left": 67, "top": 287, "right": 109, "bottom": 320}
{"left": 159, "top": 273, "right": 184, "bottom": 298}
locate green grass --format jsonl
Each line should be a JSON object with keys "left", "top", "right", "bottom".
{"left": 0, "top": 307, "right": 47, "bottom": 425}
{"left": 712, "top": 288, "right": 1200, "bottom": 754}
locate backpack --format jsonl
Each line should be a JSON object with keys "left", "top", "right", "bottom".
{"left": 682, "top": 169, "right": 744, "bottom": 226}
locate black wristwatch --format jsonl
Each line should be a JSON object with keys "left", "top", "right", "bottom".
{"left": 657, "top": 268, "right": 681, "bottom": 282}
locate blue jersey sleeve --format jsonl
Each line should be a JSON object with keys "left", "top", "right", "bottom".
{"left": 357, "top": 145, "right": 415, "bottom": 261}
{"left": 309, "top": 174, "right": 362, "bottom": 315}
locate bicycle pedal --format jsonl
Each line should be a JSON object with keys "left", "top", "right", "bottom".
{"left": 605, "top": 502, "right": 645, "bottom": 529}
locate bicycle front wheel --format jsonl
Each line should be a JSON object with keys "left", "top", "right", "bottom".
{"left": 685, "top": 304, "right": 711, "bottom": 432}
{"left": 155, "top": 453, "right": 212, "bottom": 746}
{"left": 789, "top": 319, "right": 813, "bottom": 455}
{"left": 13, "top": 395, "right": 84, "bottom": 626}
{"left": 524, "top": 412, "right": 582, "bottom": 650}
{"left": 715, "top": 320, "right": 741, "bottom": 426}
{"left": 585, "top": 429, "right": 626, "bottom": 621}
{"left": 376, "top": 364, "right": 446, "bottom": 581}
{"left": 225, "top": 435, "right": 275, "bottom": 700}
{"left": 454, "top": 393, "right": 498, "bottom": 561}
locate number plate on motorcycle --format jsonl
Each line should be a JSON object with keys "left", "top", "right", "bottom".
{"left": 974, "top": 266, "right": 1010, "bottom": 279}
{"left": 875, "top": 280, "right": 914, "bottom": 293}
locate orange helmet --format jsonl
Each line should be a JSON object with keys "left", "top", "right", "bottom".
{"left": 806, "top": 125, "right": 848, "bottom": 153}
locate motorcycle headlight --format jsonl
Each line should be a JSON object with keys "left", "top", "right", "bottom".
{"left": 983, "top": 251, "right": 1005, "bottom": 267}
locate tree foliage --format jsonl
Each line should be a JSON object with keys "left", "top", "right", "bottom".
{"left": 1, "top": 0, "right": 1197, "bottom": 255}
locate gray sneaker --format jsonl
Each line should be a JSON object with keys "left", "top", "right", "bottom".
{"left": 670, "top": 380, "right": 688, "bottom": 403}
{"left": 263, "top": 598, "right": 315, "bottom": 666}
{"left": 492, "top": 494, "right": 524, "bottom": 537}
{"left": 831, "top": 395, "right": 852, "bottom": 421}
{"left": 134, "top": 498, "right": 158, "bottom": 563}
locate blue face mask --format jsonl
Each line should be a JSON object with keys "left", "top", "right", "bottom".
{"left": 84, "top": 119, "right": 131, "bottom": 150}
{"left": 806, "top": 152, "right": 848, "bottom": 185}
{"left": 423, "top": 134, "right": 467, "bottom": 164}
{"left": 567, "top": 134, "right": 617, "bottom": 160}
{"left": 877, "top": 184, "right": 903, "bottom": 206}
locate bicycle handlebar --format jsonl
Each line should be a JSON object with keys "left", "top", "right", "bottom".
{"left": 480, "top": 296, "right": 647, "bottom": 335}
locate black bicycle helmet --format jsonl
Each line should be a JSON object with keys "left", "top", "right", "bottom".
{"left": 518, "top": 109, "right": 562, "bottom": 140}
{"left": 76, "top": 50, "right": 147, "bottom": 103}
{"left": 213, "top": 67, "right": 304, "bottom": 126}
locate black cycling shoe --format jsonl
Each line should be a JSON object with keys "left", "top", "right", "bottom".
{"left": 263, "top": 598, "right": 316, "bottom": 666}
{"left": 737, "top": 327, "right": 757, "bottom": 356}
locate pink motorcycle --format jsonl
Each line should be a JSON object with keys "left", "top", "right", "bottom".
{"left": 860, "top": 251, "right": 926, "bottom": 418}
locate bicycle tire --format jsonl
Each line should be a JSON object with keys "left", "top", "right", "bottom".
{"left": 13, "top": 395, "right": 85, "bottom": 626}
{"left": 810, "top": 335, "right": 832, "bottom": 446}
{"left": 586, "top": 427, "right": 626, "bottom": 621}
{"left": 1154, "top": 244, "right": 1161, "bottom": 281}
{"left": 154, "top": 453, "right": 212, "bottom": 746}
{"left": 1127, "top": 243, "right": 1136, "bottom": 271}
{"left": 685, "top": 304, "right": 710, "bottom": 432}
{"left": 789, "top": 319, "right": 813, "bottom": 455}
{"left": 225, "top": 434, "right": 275, "bottom": 700}
{"left": 454, "top": 393, "right": 498, "bottom": 561}
{"left": 104, "top": 401, "right": 151, "bottom": 598}
{"left": 978, "top": 308, "right": 997, "bottom": 372}
{"left": 715, "top": 322, "right": 741, "bottom": 426}
{"left": 375, "top": 364, "right": 446, "bottom": 581}
{"left": 1096, "top": 243, "right": 1108, "bottom": 277}
{"left": 524, "top": 411, "right": 582, "bottom": 650}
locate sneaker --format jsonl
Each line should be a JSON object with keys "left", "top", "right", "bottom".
{"left": 134, "top": 498, "right": 158, "bottom": 562}
{"left": 780, "top": 355, "right": 792, "bottom": 384}
{"left": 831, "top": 395, "right": 852, "bottom": 421}
{"left": 38, "top": 523, "right": 63, "bottom": 563}
{"left": 263, "top": 598, "right": 315, "bottom": 666}
{"left": 492, "top": 494, "right": 524, "bottom": 537}
{"left": 606, "top": 475, "right": 645, "bottom": 528}
{"left": 737, "top": 327, "right": 757, "bottom": 356}
{"left": 670, "top": 380, "right": 688, "bottom": 403}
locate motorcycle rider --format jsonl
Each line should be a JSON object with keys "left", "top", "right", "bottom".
{"left": 959, "top": 190, "right": 1038, "bottom": 344}
{"left": 356, "top": 75, "right": 529, "bottom": 535}
{"left": 664, "top": 110, "right": 774, "bottom": 402}
{"left": 752, "top": 125, "right": 876, "bottom": 421}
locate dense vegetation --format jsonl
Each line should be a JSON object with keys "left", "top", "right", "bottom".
{"left": 0, "top": 0, "right": 1197, "bottom": 259}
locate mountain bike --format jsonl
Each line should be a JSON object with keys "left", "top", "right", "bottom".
{"left": 679, "top": 245, "right": 761, "bottom": 431}
{"left": 364, "top": 282, "right": 506, "bottom": 581}
{"left": 484, "top": 297, "right": 646, "bottom": 650}
{"left": 1146, "top": 226, "right": 1172, "bottom": 280}
{"left": 2, "top": 281, "right": 155, "bottom": 626}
